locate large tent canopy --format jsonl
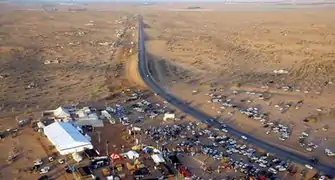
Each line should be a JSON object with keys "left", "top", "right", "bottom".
{"left": 44, "top": 122, "right": 93, "bottom": 155}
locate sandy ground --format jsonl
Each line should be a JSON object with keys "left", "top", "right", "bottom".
{"left": 142, "top": 6, "right": 335, "bottom": 164}
{"left": 0, "top": 126, "right": 76, "bottom": 180}
{"left": 0, "top": 10, "right": 121, "bottom": 117}
{"left": 0, "top": 3, "right": 144, "bottom": 122}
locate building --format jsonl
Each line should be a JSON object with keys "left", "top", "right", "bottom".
{"left": 73, "top": 107, "right": 104, "bottom": 127}
{"left": 44, "top": 122, "right": 93, "bottom": 155}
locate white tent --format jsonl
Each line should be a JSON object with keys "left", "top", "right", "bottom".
{"left": 53, "top": 106, "right": 71, "bottom": 121}
{"left": 125, "top": 150, "right": 139, "bottom": 160}
{"left": 44, "top": 122, "right": 93, "bottom": 155}
{"left": 151, "top": 154, "right": 165, "bottom": 164}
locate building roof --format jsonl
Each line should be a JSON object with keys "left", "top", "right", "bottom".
{"left": 44, "top": 122, "right": 92, "bottom": 154}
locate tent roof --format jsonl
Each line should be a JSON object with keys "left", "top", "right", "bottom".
{"left": 44, "top": 122, "right": 92, "bottom": 152}
{"left": 151, "top": 154, "right": 165, "bottom": 164}
{"left": 53, "top": 106, "right": 71, "bottom": 118}
{"left": 126, "top": 150, "right": 139, "bottom": 159}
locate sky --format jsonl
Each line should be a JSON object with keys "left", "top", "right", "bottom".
{"left": 5, "top": 0, "right": 302, "bottom": 2}
{"left": 5, "top": 0, "right": 330, "bottom": 3}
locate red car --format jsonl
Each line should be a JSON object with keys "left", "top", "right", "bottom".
{"left": 178, "top": 166, "right": 192, "bottom": 178}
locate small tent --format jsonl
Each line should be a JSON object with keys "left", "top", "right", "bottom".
{"left": 143, "top": 147, "right": 152, "bottom": 153}
{"left": 126, "top": 151, "right": 140, "bottom": 160}
{"left": 151, "top": 154, "right": 165, "bottom": 164}
{"left": 53, "top": 106, "right": 71, "bottom": 121}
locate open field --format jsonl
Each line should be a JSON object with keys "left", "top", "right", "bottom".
{"left": 142, "top": 6, "right": 335, "bottom": 164}
{"left": 143, "top": 9, "right": 335, "bottom": 87}
{"left": 0, "top": 4, "right": 143, "bottom": 124}
{"left": 0, "top": 4, "right": 144, "bottom": 179}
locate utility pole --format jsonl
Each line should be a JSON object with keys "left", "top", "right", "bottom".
{"left": 106, "top": 140, "right": 109, "bottom": 156}
{"left": 65, "top": 155, "right": 77, "bottom": 180}
{"left": 133, "top": 128, "right": 137, "bottom": 146}
{"left": 139, "top": 132, "right": 142, "bottom": 146}
{"left": 97, "top": 131, "right": 101, "bottom": 143}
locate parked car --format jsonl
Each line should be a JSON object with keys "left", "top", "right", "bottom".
{"left": 34, "top": 159, "right": 43, "bottom": 166}
{"left": 40, "top": 166, "right": 51, "bottom": 174}
{"left": 305, "top": 164, "right": 313, "bottom": 169}
{"left": 178, "top": 166, "right": 192, "bottom": 178}
{"left": 58, "top": 159, "right": 65, "bottom": 164}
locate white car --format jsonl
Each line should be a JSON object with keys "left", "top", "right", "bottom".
{"left": 241, "top": 136, "right": 248, "bottom": 140}
{"left": 278, "top": 167, "right": 287, "bottom": 172}
{"left": 259, "top": 163, "right": 267, "bottom": 168}
{"left": 40, "top": 166, "right": 50, "bottom": 174}
{"left": 221, "top": 128, "right": 228, "bottom": 133}
{"left": 34, "top": 159, "right": 43, "bottom": 166}
{"left": 305, "top": 164, "right": 313, "bottom": 169}
{"left": 268, "top": 167, "right": 277, "bottom": 174}
{"left": 240, "top": 145, "right": 247, "bottom": 150}
{"left": 325, "top": 149, "right": 335, "bottom": 156}
{"left": 48, "top": 157, "right": 54, "bottom": 162}
{"left": 58, "top": 159, "right": 65, "bottom": 164}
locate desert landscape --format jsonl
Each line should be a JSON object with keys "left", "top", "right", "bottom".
{"left": 142, "top": 4, "right": 335, "bottom": 163}
{"left": 0, "top": 3, "right": 142, "bottom": 124}
{"left": 0, "top": 3, "right": 145, "bottom": 179}
{"left": 0, "top": 1, "right": 335, "bottom": 180}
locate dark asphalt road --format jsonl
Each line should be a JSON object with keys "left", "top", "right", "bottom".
{"left": 137, "top": 15, "right": 335, "bottom": 176}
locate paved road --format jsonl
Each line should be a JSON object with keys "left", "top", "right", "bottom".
{"left": 137, "top": 15, "right": 335, "bottom": 176}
